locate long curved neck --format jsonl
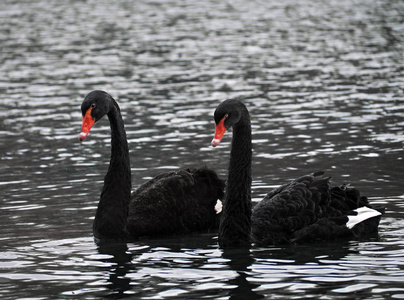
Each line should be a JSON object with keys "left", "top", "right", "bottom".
{"left": 219, "top": 110, "right": 252, "bottom": 247}
{"left": 93, "top": 100, "right": 131, "bottom": 239}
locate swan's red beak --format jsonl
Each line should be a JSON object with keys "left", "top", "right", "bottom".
{"left": 211, "top": 117, "right": 226, "bottom": 147}
{"left": 78, "top": 108, "right": 95, "bottom": 142}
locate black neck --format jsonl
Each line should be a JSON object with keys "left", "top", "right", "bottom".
{"left": 93, "top": 100, "right": 131, "bottom": 239}
{"left": 219, "top": 109, "right": 252, "bottom": 247}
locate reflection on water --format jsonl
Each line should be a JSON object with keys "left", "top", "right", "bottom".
{"left": 1, "top": 228, "right": 404, "bottom": 299}
{"left": 0, "top": 0, "right": 403, "bottom": 298}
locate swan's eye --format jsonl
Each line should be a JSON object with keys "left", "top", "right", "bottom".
{"left": 224, "top": 114, "right": 229, "bottom": 119}
{"left": 91, "top": 103, "right": 96, "bottom": 109}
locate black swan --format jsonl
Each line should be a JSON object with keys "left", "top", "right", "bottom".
{"left": 78, "top": 90, "right": 225, "bottom": 240}
{"left": 211, "top": 99, "right": 383, "bottom": 248}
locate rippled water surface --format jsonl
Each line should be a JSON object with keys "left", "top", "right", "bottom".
{"left": 1, "top": 0, "right": 404, "bottom": 299}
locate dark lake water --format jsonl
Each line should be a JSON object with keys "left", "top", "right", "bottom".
{"left": 1, "top": 0, "right": 404, "bottom": 298}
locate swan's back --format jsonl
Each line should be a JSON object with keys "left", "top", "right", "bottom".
{"left": 251, "top": 172, "right": 383, "bottom": 245}
{"left": 127, "top": 167, "right": 225, "bottom": 238}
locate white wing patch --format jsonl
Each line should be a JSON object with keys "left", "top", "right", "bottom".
{"left": 215, "top": 200, "right": 223, "bottom": 214}
{"left": 346, "top": 207, "right": 382, "bottom": 229}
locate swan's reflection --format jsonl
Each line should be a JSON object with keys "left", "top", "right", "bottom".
{"left": 222, "top": 247, "right": 264, "bottom": 300}
{"left": 96, "top": 241, "right": 133, "bottom": 298}
{"left": 93, "top": 237, "right": 354, "bottom": 299}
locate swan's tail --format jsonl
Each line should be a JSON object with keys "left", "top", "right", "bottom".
{"left": 290, "top": 205, "right": 383, "bottom": 244}
{"left": 346, "top": 206, "right": 382, "bottom": 229}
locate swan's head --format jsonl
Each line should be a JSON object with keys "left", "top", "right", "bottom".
{"left": 78, "top": 90, "right": 112, "bottom": 142}
{"left": 211, "top": 99, "right": 245, "bottom": 147}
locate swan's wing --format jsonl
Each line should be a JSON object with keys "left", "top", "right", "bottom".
{"left": 251, "top": 173, "right": 329, "bottom": 245}
{"left": 251, "top": 173, "right": 382, "bottom": 245}
{"left": 289, "top": 186, "right": 384, "bottom": 243}
{"left": 127, "top": 168, "right": 224, "bottom": 238}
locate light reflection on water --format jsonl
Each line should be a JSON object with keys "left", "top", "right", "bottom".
{"left": 1, "top": 0, "right": 404, "bottom": 298}
{"left": 1, "top": 228, "right": 404, "bottom": 299}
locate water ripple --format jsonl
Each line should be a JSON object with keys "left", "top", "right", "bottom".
{"left": 1, "top": 0, "right": 404, "bottom": 298}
